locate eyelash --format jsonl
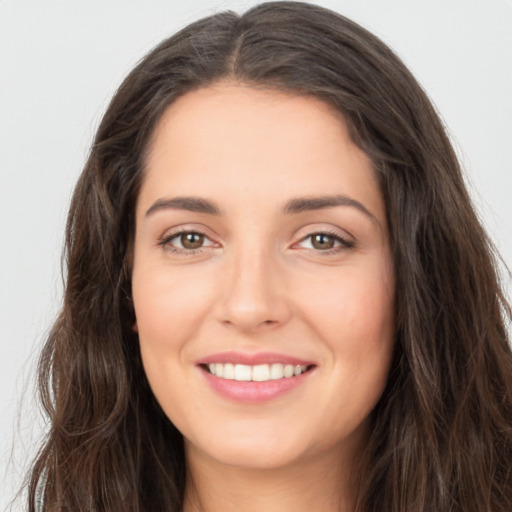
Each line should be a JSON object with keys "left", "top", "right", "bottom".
{"left": 157, "top": 229, "right": 355, "bottom": 256}
{"left": 296, "top": 229, "right": 355, "bottom": 255}
{"left": 157, "top": 229, "right": 216, "bottom": 256}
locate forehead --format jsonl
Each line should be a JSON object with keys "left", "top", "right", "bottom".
{"left": 139, "top": 82, "right": 385, "bottom": 223}
{"left": 147, "top": 82, "right": 355, "bottom": 162}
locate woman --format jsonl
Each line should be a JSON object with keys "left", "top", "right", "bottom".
{"left": 28, "top": 2, "right": 512, "bottom": 511}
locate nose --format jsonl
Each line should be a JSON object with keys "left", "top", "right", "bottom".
{"left": 215, "top": 245, "right": 292, "bottom": 333}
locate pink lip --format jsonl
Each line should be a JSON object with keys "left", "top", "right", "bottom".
{"left": 196, "top": 351, "right": 316, "bottom": 404}
{"left": 196, "top": 351, "right": 314, "bottom": 366}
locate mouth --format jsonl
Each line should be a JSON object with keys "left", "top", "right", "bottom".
{"left": 196, "top": 352, "right": 317, "bottom": 403}
{"left": 200, "top": 362, "right": 316, "bottom": 382}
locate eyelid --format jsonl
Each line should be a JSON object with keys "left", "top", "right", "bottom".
{"left": 158, "top": 223, "right": 216, "bottom": 241}
{"left": 293, "top": 224, "right": 354, "bottom": 242}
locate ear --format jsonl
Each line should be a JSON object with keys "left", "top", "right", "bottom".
{"left": 132, "top": 320, "right": 138, "bottom": 333}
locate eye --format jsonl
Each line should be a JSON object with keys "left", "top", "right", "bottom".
{"left": 297, "top": 232, "right": 354, "bottom": 252}
{"left": 158, "top": 230, "right": 217, "bottom": 253}
{"left": 175, "top": 232, "right": 207, "bottom": 250}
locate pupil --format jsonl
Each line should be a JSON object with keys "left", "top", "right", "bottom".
{"left": 313, "top": 234, "right": 334, "bottom": 250}
{"left": 182, "top": 232, "right": 203, "bottom": 249}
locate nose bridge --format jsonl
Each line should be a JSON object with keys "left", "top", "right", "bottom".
{"left": 217, "top": 234, "right": 289, "bottom": 331}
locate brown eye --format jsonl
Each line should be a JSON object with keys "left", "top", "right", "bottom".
{"left": 311, "top": 233, "right": 336, "bottom": 250}
{"left": 159, "top": 230, "right": 216, "bottom": 253}
{"left": 180, "top": 232, "right": 205, "bottom": 249}
{"left": 296, "top": 231, "right": 354, "bottom": 253}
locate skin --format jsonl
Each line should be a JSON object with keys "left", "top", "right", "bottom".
{"left": 131, "top": 82, "right": 396, "bottom": 512}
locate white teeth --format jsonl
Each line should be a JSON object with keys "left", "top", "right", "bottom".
{"left": 252, "top": 364, "right": 270, "bottom": 381}
{"left": 270, "top": 363, "right": 284, "bottom": 379}
{"left": 234, "top": 364, "right": 252, "bottom": 381}
{"left": 206, "top": 362, "right": 309, "bottom": 381}
{"left": 224, "top": 363, "right": 235, "bottom": 379}
{"left": 283, "top": 364, "right": 294, "bottom": 378}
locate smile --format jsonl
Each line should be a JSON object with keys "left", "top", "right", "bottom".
{"left": 198, "top": 357, "right": 316, "bottom": 403}
{"left": 205, "top": 363, "right": 311, "bottom": 382}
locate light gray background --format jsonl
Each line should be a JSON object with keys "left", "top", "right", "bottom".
{"left": 1, "top": 0, "right": 511, "bottom": 509}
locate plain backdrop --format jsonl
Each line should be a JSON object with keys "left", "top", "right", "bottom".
{"left": 1, "top": 0, "right": 511, "bottom": 509}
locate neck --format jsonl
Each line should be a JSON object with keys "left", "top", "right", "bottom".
{"left": 183, "top": 442, "right": 362, "bottom": 512}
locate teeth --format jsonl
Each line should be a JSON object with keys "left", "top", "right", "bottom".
{"left": 252, "top": 364, "right": 270, "bottom": 381}
{"left": 206, "top": 363, "right": 309, "bottom": 381}
{"left": 283, "top": 364, "right": 294, "bottom": 378}
{"left": 234, "top": 364, "right": 251, "bottom": 381}
{"left": 224, "top": 363, "right": 235, "bottom": 379}
{"left": 270, "top": 363, "right": 284, "bottom": 379}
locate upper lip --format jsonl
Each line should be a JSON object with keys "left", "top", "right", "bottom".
{"left": 196, "top": 351, "right": 316, "bottom": 367}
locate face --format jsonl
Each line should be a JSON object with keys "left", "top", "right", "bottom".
{"left": 131, "top": 83, "right": 395, "bottom": 471}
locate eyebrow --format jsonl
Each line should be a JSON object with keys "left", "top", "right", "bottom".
{"left": 283, "top": 194, "right": 377, "bottom": 222}
{"left": 145, "top": 194, "right": 378, "bottom": 223}
{"left": 146, "top": 197, "right": 221, "bottom": 216}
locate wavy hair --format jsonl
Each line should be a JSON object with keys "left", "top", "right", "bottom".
{"left": 28, "top": 2, "right": 512, "bottom": 511}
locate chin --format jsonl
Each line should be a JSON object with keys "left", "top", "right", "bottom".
{"left": 184, "top": 425, "right": 314, "bottom": 471}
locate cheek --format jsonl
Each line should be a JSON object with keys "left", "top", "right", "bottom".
{"left": 132, "top": 266, "right": 213, "bottom": 347}
{"left": 296, "top": 257, "right": 395, "bottom": 400}
{"left": 299, "top": 262, "right": 395, "bottom": 346}
{"left": 131, "top": 268, "right": 211, "bottom": 418}
{"left": 130, "top": 260, "right": 222, "bottom": 399}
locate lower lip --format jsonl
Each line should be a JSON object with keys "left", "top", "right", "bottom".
{"left": 200, "top": 367, "right": 314, "bottom": 404}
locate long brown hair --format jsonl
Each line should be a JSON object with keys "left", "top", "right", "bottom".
{"left": 28, "top": 2, "right": 512, "bottom": 511}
